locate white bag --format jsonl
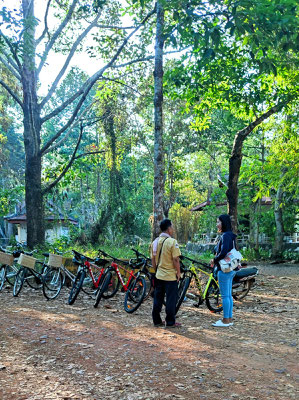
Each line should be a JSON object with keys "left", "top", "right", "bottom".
{"left": 219, "top": 243, "right": 242, "bottom": 273}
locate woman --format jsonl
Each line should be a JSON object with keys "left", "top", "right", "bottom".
{"left": 211, "top": 214, "right": 238, "bottom": 327}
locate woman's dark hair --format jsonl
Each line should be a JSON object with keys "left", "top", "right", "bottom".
{"left": 160, "top": 218, "right": 172, "bottom": 232}
{"left": 218, "top": 214, "right": 232, "bottom": 232}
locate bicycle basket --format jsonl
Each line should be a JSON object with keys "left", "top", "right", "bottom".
{"left": 18, "top": 253, "right": 37, "bottom": 269}
{"left": 0, "top": 252, "right": 14, "bottom": 266}
{"left": 48, "top": 254, "right": 64, "bottom": 268}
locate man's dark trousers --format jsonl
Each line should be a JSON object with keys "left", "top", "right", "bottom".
{"left": 152, "top": 279, "right": 178, "bottom": 326}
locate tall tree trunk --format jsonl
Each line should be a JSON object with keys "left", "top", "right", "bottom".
{"left": 226, "top": 103, "right": 283, "bottom": 233}
{"left": 22, "top": 0, "right": 44, "bottom": 247}
{"left": 273, "top": 177, "right": 286, "bottom": 259}
{"left": 226, "top": 141, "right": 242, "bottom": 233}
{"left": 152, "top": 1, "right": 165, "bottom": 239}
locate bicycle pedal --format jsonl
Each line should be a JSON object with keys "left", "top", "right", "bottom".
{"left": 193, "top": 299, "right": 204, "bottom": 307}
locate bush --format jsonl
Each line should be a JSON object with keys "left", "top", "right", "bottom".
{"left": 169, "top": 203, "right": 200, "bottom": 244}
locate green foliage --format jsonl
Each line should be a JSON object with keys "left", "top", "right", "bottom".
{"left": 169, "top": 203, "right": 200, "bottom": 243}
{"left": 282, "top": 249, "right": 299, "bottom": 263}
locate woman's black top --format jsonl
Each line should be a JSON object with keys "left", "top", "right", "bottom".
{"left": 213, "top": 230, "right": 237, "bottom": 266}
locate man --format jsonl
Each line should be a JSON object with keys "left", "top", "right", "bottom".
{"left": 151, "top": 219, "right": 181, "bottom": 328}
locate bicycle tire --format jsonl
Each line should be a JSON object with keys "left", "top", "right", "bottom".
{"left": 68, "top": 269, "right": 85, "bottom": 305}
{"left": 6, "top": 264, "right": 18, "bottom": 285}
{"left": 94, "top": 271, "right": 112, "bottom": 308}
{"left": 176, "top": 275, "right": 192, "bottom": 313}
{"left": 26, "top": 269, "right": 44, "bottom": 290}
{"left": 232, "top": 280, "right": 252, "bottom": 300}
{"left": 124, "top": 276, "right": 146, "bottom": 314}
{"left": 205, "top": 280, "right": 223, "bottom": 313}
{"left": 142, "top": 272, "right": 154, "bottom": 301}
{"left": 101, "top": 269, "right": 120, "bottom": 299}
{"left": 0, "top": 265, "right": 6, "bottom": 291}
{"left": 13, "top": 267, "right": 26, "bottom": 297}
{"left": 43, "top": 268, "right": 63, "bottom": 300}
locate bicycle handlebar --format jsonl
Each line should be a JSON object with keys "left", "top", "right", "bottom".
{"left": 72, "top": 249, "right": 95, "bottom": 263}
{"left": 131, "top": 248, "right": 151, "bottom": 262}
{"left": 98, "top": 249, "right": 129, "bottom": 265}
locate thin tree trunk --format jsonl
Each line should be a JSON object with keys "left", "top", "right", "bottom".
{"left": 152, "top": 0, "right": 165, "bottom": 239}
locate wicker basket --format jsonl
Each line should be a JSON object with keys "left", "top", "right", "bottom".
{"left": 48, "top": 254, "right": 64, "bottom": 268}
{"left": 18, "top": 253, "right": 37, "bottom": 269}
{"left": 0, "top": 251, "right": 14, "bottom": 266}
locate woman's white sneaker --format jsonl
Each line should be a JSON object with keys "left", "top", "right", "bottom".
{"left": 212, "top": 319, "right": 230, "bottom": 327}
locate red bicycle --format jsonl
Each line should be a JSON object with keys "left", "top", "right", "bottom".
{"left": 94, "top": 249, "right": 146, "bottom": 313}
{"left": 68, "top": 250, "right": 112, "bottom": 305}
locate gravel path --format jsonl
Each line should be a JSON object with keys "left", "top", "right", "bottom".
{"left": 248, "top": 262, "right": 299, "bottom": 276}
{"left": 0, "top": 266, "right": 298, "bottom": 400}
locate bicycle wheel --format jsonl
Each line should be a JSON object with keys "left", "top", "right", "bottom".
{"left": 124, "top": 276, "right": 146, "bottom": 313}
{"left": 232, "top": 280, "right": 252, "bottom": 300}
{"left": 26, "top": 268, "right": 43, "bottom": 290}
{"left": 94, "top": 271, "right": 112, "bottom": 308}
{"left": 0, "top": 265, "right": 6, "bottom": 291}
{"left": 6, "top": 264, "right": 18, "bottom": 285}
{"left": 176, "top": 275, "right": 192, "bottom": 313}
{"left": 205, "top": 281, "right": 223, "bottom": 313}
{"left": 13, "top": 267, "right": 26, "bottom": 297}
{"left": 142, "top": 272, "right": 154, "bottom": 301}
{"left": 43, "top": 268, "right": 63, "bottom": 300}
{"left": 68, "top": 269, "right": 85, "bottom": 305}
{"left": 101, "top": 269, "right": 120, "bottom": 299}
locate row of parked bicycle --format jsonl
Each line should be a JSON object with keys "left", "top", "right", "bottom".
{"left": 0, "top": 244, "right": 259, "bottom": 315}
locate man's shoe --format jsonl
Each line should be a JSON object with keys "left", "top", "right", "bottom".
{"left": 212, "top": 319, "right": 230, "bottom": 327}
{"left": 154, "top": 321, "right": 165, "bottom": 327}
{"left": 165, "top": 322, "right": 182, "bottom": 328}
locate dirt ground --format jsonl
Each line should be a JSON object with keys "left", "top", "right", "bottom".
{"left": 0, "top": 263, "right": 298, "bottom": 400}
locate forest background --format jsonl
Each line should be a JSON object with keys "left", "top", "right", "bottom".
{"left": 0, "top": 0, "right": 298, "bottom": 261}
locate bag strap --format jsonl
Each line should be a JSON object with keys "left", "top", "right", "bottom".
{"left": 156, "top": 237, "right": 169, "bottom": 271}
{"left": 232, "top": 238, "right": 238, "bottom": 250}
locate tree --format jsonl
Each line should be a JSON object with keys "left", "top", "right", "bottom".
{"left": 164, "top": 0, "right": 299, "bottom": 231}
{"left": 152, "top": 0, "right": 165, "bottom": 238}
{"left": 0, "top": 0, "right": 156, "bottom": 247}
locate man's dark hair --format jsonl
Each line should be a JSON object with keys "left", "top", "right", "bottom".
{"left": 160, "top": 218, "right": 172, "bottom": 232}
{"left": 218, "top": 214, "right": 232, "bottom": 232}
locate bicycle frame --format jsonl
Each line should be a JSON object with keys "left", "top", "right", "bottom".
{"left": 110, "top": 261, "right": 136, "bottom": 292}
{"left": 189, "top": 264, "right": 219, "bottom": 300}
{"left": 60, "top": 264, "right": 76, "bottom": 283}
{"left": 83, "top": 260, "right": 106, "bottom": 289}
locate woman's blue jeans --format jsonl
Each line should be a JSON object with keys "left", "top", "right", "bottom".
{"left": 217, "top": 270, "right": 236, "bottom": 319}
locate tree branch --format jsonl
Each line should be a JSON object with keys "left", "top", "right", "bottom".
{"left": 101, "top": 77, "right": 141, "bottom": 95}
{"left": 39, "top": 11, "right": 101, "bottom": 109}
{"left": 36, "top": 0, "right": 52, "bottom": 45}
{"left": 0, "top": 79, "right": 23, "bottom": 107}
{"left": 42, "top": 122, "right": 84, "bottom": 194}
{"left": 40, "top": 6, "right": 157, "bottom": 126}
{"left": 111, "top": 47, "right": 190, "bottom": 69}
{"left": 0, "top": 55, "right": 21, "bottom": 81}
{"left": 37, "top": 0, "right": 79, "bottom": 77}
{"left": 95, "top": 25, "right": 135, "bottom": 30}
{"left": 73, "top": 150, "right": 105, "bottom": 160}
{"left": 42, "top": 99, "right": 98, "bottom": 155}
{"left": 0, "top": 31, "right": 22, "bottom": 72}
{"left": 232, "top": 100, "right": 290, "bottom": 158}
{"left": 112, "top": 55, "right": 155, "bottom": 69}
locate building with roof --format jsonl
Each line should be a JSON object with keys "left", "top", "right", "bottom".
{"left": 4, "top": 202, "right": 78, "bottom": 244}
